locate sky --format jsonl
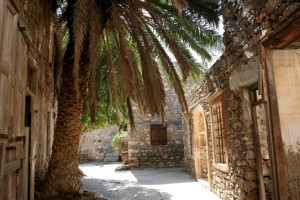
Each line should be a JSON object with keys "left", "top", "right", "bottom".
{"left": 169, "top": 20, "right": 224, "bottom": 69}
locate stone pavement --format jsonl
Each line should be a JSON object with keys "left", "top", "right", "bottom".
{"left": 80, "top": 163, "right": 221, "bottom": 200}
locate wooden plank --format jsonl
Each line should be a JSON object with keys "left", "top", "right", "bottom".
{"left": 0, "top": 73, "right": 8, "bottom": 129}
{"left": 16, "top": 141, "right": 24, "bottom": 159}
{"left": 0, "top": 143, "right": 7, "bottom": 198}
{"left": 6, "top": 145, "right": 17, "bottom": 200}
{"left": 0, "top": 1, "right": 17, "bottom": 69}
{"left": 29, "top": 156, "right": 35, "bottom": 200}
{"left": 264, "top": 49, "right": 289, "bottom": 200}
{"left": 251, "top": 101, "right": 266, "bottom": 200}
{"left": 0, "top": 0, "right": 6, "bottom": 53}
{"left": 0, "top": 60, "right": 11, "bottom": 75}
{"left": 19, "top": 129, "right": 28, "bottom": 200}
{"left": 3, "top": 159, "right": 21, "bottom": 175}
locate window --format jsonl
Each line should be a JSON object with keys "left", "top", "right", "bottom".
{"left": 208, "top": 91, "right": 229, "bottom": 172}
{"left": 211, "top": 101, "right": 226, "bottom": 163}
{"left": 150, "top": 124, "right": 167, "bottom": 145}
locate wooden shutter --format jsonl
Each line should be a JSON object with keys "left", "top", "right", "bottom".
{"left": 150, "top": 124, "right": 167, "bottom": 145}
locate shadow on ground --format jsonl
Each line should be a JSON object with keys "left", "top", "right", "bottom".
{"left": 82, "top": 178, "right": 172, "bottom": 200}
{"left": 80, "top": 163, "right": 220, "bottom": 200}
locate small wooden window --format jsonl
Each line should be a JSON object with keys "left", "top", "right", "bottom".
{"left": 150, "top": 124, "right": 167, "bottom": 145}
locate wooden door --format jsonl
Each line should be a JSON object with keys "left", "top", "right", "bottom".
{"left": 193, "top": 107, "right": 209, "bottom": 180}
{"left": 0, "top": 0, "right": 29, "bottom": 199}
{"left": 0, "top": 6, "right": 16, "bottom": 196}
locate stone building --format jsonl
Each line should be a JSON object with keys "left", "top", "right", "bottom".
{"left": 0, "top": 0, "right": 56, "bottom": 199}
{"left": 79, "top": 126, "right": 119, "bottom": 163}
{"left": 184, "top": 0, "right": 300, "bottom": 199}
{"left": 128, "top": 81, "right": 184, "bottom": 168}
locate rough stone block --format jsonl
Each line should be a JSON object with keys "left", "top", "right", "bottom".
{"left": 238, "top": 179, "right": 258, "bottom": 193}
{"left": 245, "top": 170, "right": 258, "bottom": 181}
{"left": 246, "top": 150, "right": 256, "bottom": 160}
{"left": 283, "top": 3, "right": 300, "bottom": 18}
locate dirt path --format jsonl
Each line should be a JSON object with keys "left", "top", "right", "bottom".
{"left": 80, "top": 163, "right": 220, "bottom": 200}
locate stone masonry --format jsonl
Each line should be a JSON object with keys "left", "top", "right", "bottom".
{"left": 184, "top": 0, "right": 300, "bottom": 199}
{"left": 185, "top": 57, "right": 259, "bottom": 199}
{"left": 222, "top": 0, "right": 300, "bottom": 199}
{"left": 128, "top": 81, "right": 184, "bottom": 168}
{"left": 79, "top": 125, "right": 119, "bottom": 163}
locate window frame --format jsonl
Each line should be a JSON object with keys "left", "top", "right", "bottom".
{"left": 150, "top": 124, "right": 167, "bottom": 145}
{"left": 207, "top": 90, "right": 229, "bottom": 173}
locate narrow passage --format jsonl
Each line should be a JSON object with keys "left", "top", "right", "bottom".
{"left": 80, "top": 163, "right": 221, "bottom": 200}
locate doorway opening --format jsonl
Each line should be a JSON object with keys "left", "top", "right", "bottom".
{"left": 192, "top": 106, "right": 210, "bottom": 187}
{"left": 25, "top": 95, "right": 31, "bottom": 200}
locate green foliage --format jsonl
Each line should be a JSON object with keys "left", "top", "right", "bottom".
{"left": 111, "top": 130, "right": 129, "bottom": 153}
{"left": 61, "top": 0, "right": 223, "bottom": 130}
{"left": 81, "top": 34, "right": 129, "bottom": 131}
{"left": 81, "top": 86, "right": 128, "bottom": 131}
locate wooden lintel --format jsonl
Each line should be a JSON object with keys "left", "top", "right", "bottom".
{"left": 269, "top": 27, "right": 300, "bottom": 49}
{"left": 3, "top": 159, "right": 22, "bottom": 175}
{"left": 264, "top": 11, "right": 300, "bottom": 49}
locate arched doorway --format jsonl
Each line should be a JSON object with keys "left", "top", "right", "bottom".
{"left": 193, "top": 106, "right": 210, "bottom": 185}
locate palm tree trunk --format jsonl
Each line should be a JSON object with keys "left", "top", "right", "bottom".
{"left": 41, "top": 3, "right": 90, "bottom": 198}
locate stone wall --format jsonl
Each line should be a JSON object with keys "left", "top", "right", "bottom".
{"left": 128, "top": 82, "right": 184, "bottom": 168}
{"left": 184, "top": 0, "right": 300, "bottom": 199}
{"left": 79, "top": 126, "right": 119, "bottom": 163}
{"left": 222, "top": 0, "right": 300, "bottom": 72}
{"left": 185, "top": 57, "right": 259, "bottom": 199}
{"left": 222, "top": 0, "right": 300, "bottom": 199}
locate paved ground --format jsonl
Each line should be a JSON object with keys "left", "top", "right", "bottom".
{"left": 80, "top": 163, "right": 221, "bottom": 200}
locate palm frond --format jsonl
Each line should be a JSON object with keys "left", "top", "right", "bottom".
{"left": 61, "top": 0, "right": 222, "bottom": 128}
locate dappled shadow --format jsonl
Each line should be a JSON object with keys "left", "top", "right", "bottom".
{"left": 81, "top": 177, "right": 172, "bottom": 200}
{"left": 80, "top": 163, "right": 220, "bottom": 200}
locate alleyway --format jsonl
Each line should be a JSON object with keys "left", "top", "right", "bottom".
{"left": 80, "top": 163, "right": 221, "bottom": 200}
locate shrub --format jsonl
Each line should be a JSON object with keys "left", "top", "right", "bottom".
{"left": 111, "top": 130, "right": 128, "bottom": 153}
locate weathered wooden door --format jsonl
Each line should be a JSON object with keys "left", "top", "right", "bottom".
{"left": 193, "top": 106, "right": 209, "bottom": 182}
{"left": 0, "top": 0, "right": 29, "bottom": 199}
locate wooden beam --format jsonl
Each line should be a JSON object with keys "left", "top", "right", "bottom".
{"left": 264, "top": 11, "right": 300, "bottom": 49}
{"left": 264, "top": 49, "right": 289, "bottom": 200}
{"left": 0, "top": 143, "right": 7, "bottom": 198}
{"left": 3, "top": 159, "right": 21, "bottom": 175}
{"left": 20, "top": 129, "right": 29, "bottom": 200}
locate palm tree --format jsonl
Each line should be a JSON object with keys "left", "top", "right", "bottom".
{"left": 42, "top": 0, "right": 222, "bottom": 198}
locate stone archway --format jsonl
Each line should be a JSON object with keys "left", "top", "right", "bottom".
{"left": 193, "top": 106, "right": 209, "bottom": 181}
